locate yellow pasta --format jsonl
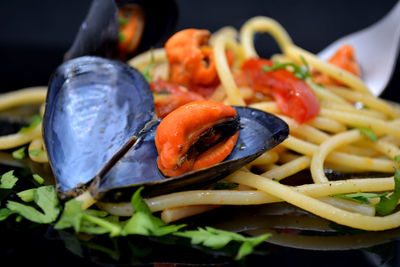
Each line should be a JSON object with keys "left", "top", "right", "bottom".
{"left": 1, "top": 16, "right": 399, "bottom": 233}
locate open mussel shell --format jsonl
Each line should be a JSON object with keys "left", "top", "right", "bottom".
{"left": 43, "top": 56, "right": 154, "bottom": 196}
{"left": 64, "top": 0, "right": 178, "bottom": 61}
{"left": 90, "top": 107, "right": 289, "bottom": 202}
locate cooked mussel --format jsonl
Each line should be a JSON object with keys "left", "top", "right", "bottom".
{"left": 43, "top": 56, "right": 154, "bottom": 196}
{"left": 64, "top": 0, "right": 178, "bottom": 61}
{"left": 43, "top": 56, "right": 289, "bottom": 201}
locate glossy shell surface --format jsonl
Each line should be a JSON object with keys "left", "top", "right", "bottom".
{"left": 91, "top": 106, "right": 289, "bottom": 201}
{"left": 43, "top": 56, "right": 154, "bottom": 194}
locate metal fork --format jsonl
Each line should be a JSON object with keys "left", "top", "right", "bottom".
{"left": 317, "top": 1, "right": 400, "bottom": 96}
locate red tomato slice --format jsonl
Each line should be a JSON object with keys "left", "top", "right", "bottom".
{"left": 241, "top": 58, "right": 320, "bottom": 124}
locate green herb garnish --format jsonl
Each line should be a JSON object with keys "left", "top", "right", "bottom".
{"left": 262, "top": 58, "right": 313, "bottom": 80}
{"left": 175, "top": 226, "right": 270, "bottom": 260}
{"left": 394, "top": 154, "right": 400, "bottom": 164}
{"left": 6, "top": 185, "right": 60, "bottom": 224}
{"left": 29, "top": 149, "right": 44, "bottom": 157}
{"left": 213, "top": 182, "right": 238, "bottom": 190}
{"left": 142, "top": 48, "right": 155, "bottom": 82}
{"left": 118, "top": 32, "right": 126, "bottom": 42}
{"left": 55, "top": 199, "right": 122, "bottom": 237}
{"left": 331, "top": 192, "right": 388, "bottom": 204}
{"left": 0, "top": 170, "right": 18, "bottom": 189}
{"left": 18, "top": 115, "right": 42, "bottom": 133}
{"left": 12, "top": 147, "right": 26, "bottom": 160}
{"left": 375, "top": 167, "right": 400, "bottom": 215}
{"left": 118, "top": 16, "right": 129, "bottom": 26}
{"left": 32, "top": 174, "right": 45, "bottom": 185}
{"left": 17, "top": 188, "right": 35, "bottom": 202}
{"left": 356, "top": 127, "right": 378, "bottom": 142}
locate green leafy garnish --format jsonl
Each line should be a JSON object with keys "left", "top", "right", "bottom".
{"left": 32, "top": 174, "right": 44, "bottom": 185}
{"left": 118, "top": 16, "right": 129, "bottom": 26}
{"left": 375, "top": 167, "right": 400, "bottom": 215}
{"left": 356, "top": 127, "right": 378, "bottom": 142}
{"left": 141, "top": 48, "right": 155, "bottom": 82}
{"left": 55, "top": 199, "right": 122, "bottom": 237}
{"left": 262, "top": 58, "right": 313, "bottom": 80}
{"left": 174, "top": 226, "right": 270, "bottom": 260}
{"left": 118, "top": 32, "right": 126, "bottom": 42}
{"left": 0, "top": 170, "right": 18, "bottom": 189}
{"left": 18, "top": 115, "right": 42, "bottom": 133}
{"left": 17, "top": 188, "right": 35, "bottom": 202}
{"left": 394, "top": 154, "right": 400, "bottom": 164}
{"left": 29, "top": 149, "right": 44, "bottom": 157}
{"left": 331, "top": 192, "right": 388, "bottom": 204}
{"left": 6, "top": 185, "right": 60, "bottom": 223}
{"left": 0, "top": 208, "right": 16, "bottom": 221}
{"left": 122, "top": 187, "right": 186, "bottom": 236}
{"left": 213, "top": 182, "right": 238, "bottom": 190}
{"left": 12, "top": 147, "right": 26, "bottom": 160}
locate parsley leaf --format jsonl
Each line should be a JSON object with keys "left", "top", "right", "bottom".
{"left": 6, "top": 185, "right": 60, "bottom": 223}
{"left": 331, "top": 192, "right": 387, "bottom": 204}
{"left": 375, "top": 167, "right": 400, "bottom": 215}
{"left": 122, "top": 187, "right": 186, "bottom": 236}
{"left": 118, "top": 32, "right": 126, "bottom": 42}
{"left": 55, "top": 199, "right": 122, "bottom": 237}
{"left": 12, "top": 147, "right": 26, "bottom": 160}
{"left": 18, "top": 115, "right": 42, "bottom": 133}
{"left": 174, "top": 226, "right": 270, "bottom": 260}
{"left": 0, "top": 171, "right": 18, "bottom": 189}
{"left": 356, "top": 127, "right": 378, "bottom": 142}
{"left": 0, "top": 208, "right": 15, "bottom": 221}
{"left": 213, "top": 182, "right": 238, "bottom": 190}
{"left": 394, "top": 154, "right": 400, "bottom": 164}
{"left": 118, "top": 16, "right": 129, "bottom": 26}
{"left": 262, "top": 58, "right": 313, "bottom": 80}
{"left": 17, "top": 188, "right": 35, "bottom": 202}
{"left": 29, "top": 149, "right": 44, "bottom": 157}
{"left": 142, "top": 48, "right": 155, "bottom": 82}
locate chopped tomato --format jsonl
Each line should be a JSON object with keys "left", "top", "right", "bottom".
{"left": 313, "top": 44, "right": 361, "bottom": 86}
{"left": 150, "top": 78, "right": 205, "bottom": 118}
{"left": 240, "top": 58, "right": 320, "bottom": 124}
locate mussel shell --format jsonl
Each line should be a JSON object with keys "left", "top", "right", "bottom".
{"left": 90, "top": 107, "right": 289, "bottom": 202}
{"left": 43, "top": 56, "right": 154, "bottom": 195}
{"left": 64, "top": 0, "right": 178, "bottom": 61}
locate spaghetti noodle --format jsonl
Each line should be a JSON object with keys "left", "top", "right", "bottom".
{"left": 1, "top": 16, "right": 400, "bottom": 231}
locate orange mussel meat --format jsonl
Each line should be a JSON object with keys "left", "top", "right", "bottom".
{"left": 155, "top": 100, "right": 240, "bottom": 177}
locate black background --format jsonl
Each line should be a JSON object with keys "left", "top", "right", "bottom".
{"left": 0, "top": 0, "right": 400, "bottom": 266}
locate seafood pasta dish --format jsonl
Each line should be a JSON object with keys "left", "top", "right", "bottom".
{"left": 1, "top": 1, "right": 400, "bottom": 258}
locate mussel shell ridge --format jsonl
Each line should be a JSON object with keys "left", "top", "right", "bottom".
{"left": 43, "top": 56, "right": 154, "bottom": 196}
{"left": 91, "top": 107, "right": 289, "bottom": 202}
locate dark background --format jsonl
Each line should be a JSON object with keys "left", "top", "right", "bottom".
{"left": 0, "top": 0, "right": 400, "bottom": 266}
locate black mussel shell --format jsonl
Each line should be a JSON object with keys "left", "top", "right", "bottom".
{"left": 43, "top": 56, "right": 154, "bottom": 196}
{"left": 64, "top": 0, "right": 178, "bottom": 61}
{"left": 90, "top": 107, "right": 289, "bottom": 202}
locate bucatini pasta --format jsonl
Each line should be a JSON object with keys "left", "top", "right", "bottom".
{"left": 1, "top": 16, "right": 399, "bottom": 232}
